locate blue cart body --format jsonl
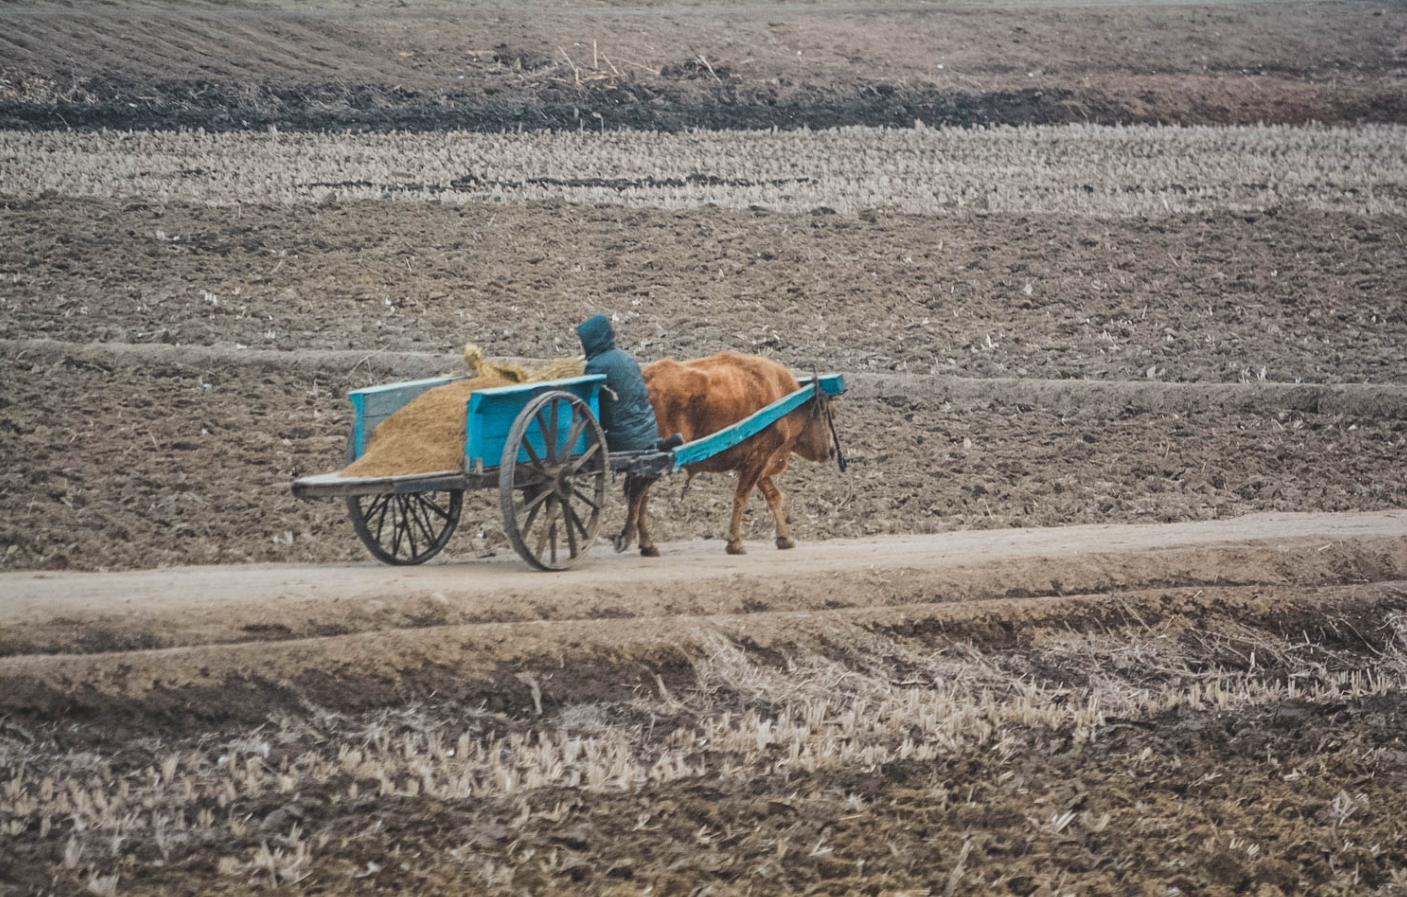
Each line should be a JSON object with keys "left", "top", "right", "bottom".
{"left": 347, "top": 374, "right": 606, "bottom": 469}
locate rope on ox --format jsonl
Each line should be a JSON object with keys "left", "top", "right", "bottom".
{"left": 813, "top": 370, "right": 848, "bottom": 473}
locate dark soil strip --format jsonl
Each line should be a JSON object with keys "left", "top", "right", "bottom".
{"left": 0, "top": 82, "right": 1138, "bottom": 133}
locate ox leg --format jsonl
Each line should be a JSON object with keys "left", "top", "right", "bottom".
{"left": 757, "top": 477, "right": 795, "bottom": 549}
{"left": 726, "top": 467, "right": 764, "bottom": 555}
{"left": 635, "top": 479, "right": 661, "bottom": 558}
{"left": 613, "top": 475, "right": 646, "bottom": 553}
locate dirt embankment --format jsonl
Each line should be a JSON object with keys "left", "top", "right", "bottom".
{"left": 1, "top": 2, "right": 1404, "bottom": 131}
{"left": 3, "top": 514, "right": 1403, "bottom": 654}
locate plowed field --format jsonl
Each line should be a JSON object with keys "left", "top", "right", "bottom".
{"left": 3, "top": 0, "right": 1407, "bottom": 893}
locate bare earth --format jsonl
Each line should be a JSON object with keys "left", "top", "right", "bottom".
{"left": 2, "top": 0, "right": 1405, "bottom": 130}
{"left": 3, "top": 1, "right": 1407, "bottom": 895}
{"left": 4, "top": 515, "right": 1407, "bottom": 894}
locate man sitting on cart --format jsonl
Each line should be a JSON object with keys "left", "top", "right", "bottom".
{"left": 576, "top": 314, "right": 660, "bottom": 453}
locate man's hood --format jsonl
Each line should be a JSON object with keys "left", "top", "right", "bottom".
{"left": 577, "top": 314, "right": 616, "bottom": 357}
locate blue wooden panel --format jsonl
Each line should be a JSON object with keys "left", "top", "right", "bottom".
{"left": 796, "top": 373, "right": 847, "bottom": 396}
{"left": 348, "top": 374, "right": 469, "bottom": 459}
{"left": 671, "top": 373, "right": 846, "bottom": 468}
{"left": 465, "top": 376, "right": 605, "bottom": 471}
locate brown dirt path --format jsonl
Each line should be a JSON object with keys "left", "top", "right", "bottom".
{"left": 4, "top": 510, "right": 1402, "bottom": 641}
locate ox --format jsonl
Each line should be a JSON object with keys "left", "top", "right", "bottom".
{"left": 614, "top": 352, "right": 841, "bottom": 557}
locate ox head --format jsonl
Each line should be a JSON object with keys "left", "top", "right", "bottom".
{"left": 794, "top": 373, "right": 846, "bottom": 471}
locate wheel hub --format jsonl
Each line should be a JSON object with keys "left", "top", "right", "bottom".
{"left": 554, "top": 466, "right": 573, "bottom": 498}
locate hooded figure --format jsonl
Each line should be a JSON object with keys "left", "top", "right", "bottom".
{"left": 577, "top": 314, "right": 660, "bottom": 453}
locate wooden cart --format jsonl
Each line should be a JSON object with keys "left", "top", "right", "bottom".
{"left": 292, "top": 371, "right": 845, "bottom": 571}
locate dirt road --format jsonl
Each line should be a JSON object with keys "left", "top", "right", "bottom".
{"left": 5, "top": 510, "right": 1404, "bottom": 628}
{"left": 4, "top": 511, "right": 1403, "bottom": 683}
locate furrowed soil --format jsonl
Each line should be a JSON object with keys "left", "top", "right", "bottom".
{"left": 5, "top": 199, "right": 1406, "bottom": 384}
{"left": 4, "top": 347, "right": 1407, "bottom": 571}
{"left": 3, "top": 1, "right": 1407, "bottom": 893}
{"left": 1, "top": 0, "right": 1405, "bottom": 131}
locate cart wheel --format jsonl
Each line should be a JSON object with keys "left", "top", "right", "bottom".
{"left": 346, "top": 491, "right": 463, "bottom": 566}
{"left": 499, "top": 390, "right": 607, "bottom": 571}
{"left": 342, "top": 431, "right": 462, "bottom": 566}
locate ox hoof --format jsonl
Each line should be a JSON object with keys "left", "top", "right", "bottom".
{"left": 776, "top": 536, "right": 796, "bottom": 550}
{"left": 612, "top": 533, "right": 630, "bottom": 554}
{"left": 726, "top": 541, "right": 747, "bottom": 555}
{"left": 640, "top": 545, "right": 661, "bottom": 558}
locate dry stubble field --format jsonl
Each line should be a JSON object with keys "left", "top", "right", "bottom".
{"left": 3, "top": 0, "right": 1407, "bottom": 894}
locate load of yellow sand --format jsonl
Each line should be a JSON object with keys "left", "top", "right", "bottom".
{"left": 339, "top": 344, "right": 584, "bottom": 477}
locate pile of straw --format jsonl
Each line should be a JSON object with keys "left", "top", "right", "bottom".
{"left": 339, "top": 344, "right": 583, "bottom": 477}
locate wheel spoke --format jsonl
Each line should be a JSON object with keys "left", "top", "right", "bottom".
{"left": 418, "top": 493, "right": 451, "bottom": 521}
{"left": 563, "top": 499, "right": 590, "bottom": 546}
{"left": 419, "top": 496, "right": 442, "bottom": 539}
{"left": 563, "top": 407, "right": 588, "bottom": 458}
{"left": 523, "top": 485, "right": 553, "bottom": 515}
{"left": 515, "top": 462, "right": 551, "bottom": 488}
{"left": 549, "top": 400, "right": 563, "bottom": 459}
{"left": 563, "top": 497, "right": 579, "bottom": 557}
{"left": 521, "top": 488, "right": 549, "bottom": 535}
{"left": 534, "top": 496, "right": 560, "bottom": 559}
{"left": 569, "top": 441, "right": 601, "bottom": 473}
{"left": 571, "top": 486, "right": 601, "bottom": 512}
{"left": 409, "top": 497, "right": 439, "bottom": 552}
{"left": 368, "top": 495, "right": 391, "bottom": 543}
{"left": 400, "top": 496, "right": 419, "bottom": 559}
{"left": 535, "top": 408, "right": 556, "bottom": 462}
{"left": 521, "top": 431, "right": 544, "bottom": 467}
{"left": 389, "top": 498, "right": 407, "bottom": 558}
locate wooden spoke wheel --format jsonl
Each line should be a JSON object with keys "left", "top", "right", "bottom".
{"left": 498, "top": 390, "right": 607, "bottom": 571}
{"left": 346, "top": 490, "right": 463, "bottom": 566}
{"left": 343, "top": 432, "right": 462, "bottom": 566}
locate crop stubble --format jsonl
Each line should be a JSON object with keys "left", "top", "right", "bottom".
{"left": 3, "top": 9, "right": 1407, "bottom": 889}
{"left": 4, "top": 126, "right": 1405, "bottom": 216}
{"left": 3, "top": 576, "right": 1407, "bottom": 895}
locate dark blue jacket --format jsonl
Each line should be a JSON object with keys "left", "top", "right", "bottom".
{"left": 577, "top": 315, "right": 659, "bottom": 453}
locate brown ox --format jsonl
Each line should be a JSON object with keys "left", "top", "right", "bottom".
{"left": 615, "top": 352, "right": 839, "bottom": 557}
